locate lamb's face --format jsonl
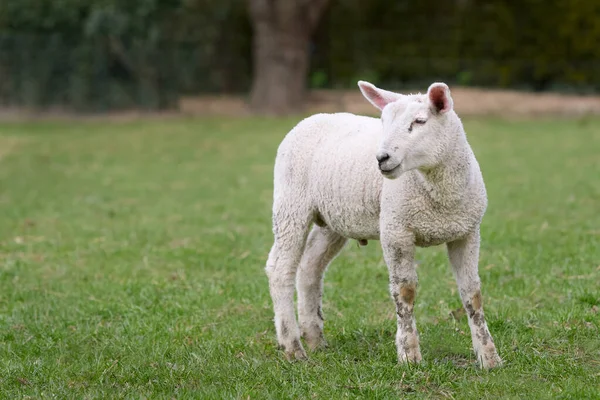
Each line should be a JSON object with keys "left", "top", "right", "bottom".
{"left": 358, "top": 81, "right": 455, "bottom": 180}
{"left": 378, "top": 97, "right": 451, "bottom": 179}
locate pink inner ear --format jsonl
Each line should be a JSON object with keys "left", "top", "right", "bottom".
{"left": 429, "top": 86, "right": 448, "bottom": 113}
{"left": 362, "top": 86, "right": 388, "bottom": 109}
{"left": 371, "top": 93, "right": 388, "bottom": 110}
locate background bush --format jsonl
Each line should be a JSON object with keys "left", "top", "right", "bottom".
{"left": 0, "top": 0, "right": 598, "bottom": 110}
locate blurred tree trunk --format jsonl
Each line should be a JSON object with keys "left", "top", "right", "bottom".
{"left": 247, "top": 0, "right": 330, "bottom": 115}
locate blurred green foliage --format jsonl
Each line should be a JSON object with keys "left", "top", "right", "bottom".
{"left": 0, "top": 0, "right": 598, "bottom": 110}
{"left": 320, "top": 0, "right": 600, "bottom": 92}
{"left": 0, "top": 0, "right": 251, "bottom": 110}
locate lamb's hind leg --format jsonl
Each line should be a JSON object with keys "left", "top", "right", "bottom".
{"left": 297, "top": 226, "right": 347, "bottom": 350}
{"left": 265, "top": 209, "right": 311, "bottom": 361}
{"left": 447, "top": 230, "right": 502, "bottom": 369}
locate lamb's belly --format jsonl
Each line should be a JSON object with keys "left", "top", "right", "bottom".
{"left": 310, "top": 157, "right": 383, "bottom": 241}
{"left": 318, "top": 204, "right": 380, "bottom": 240}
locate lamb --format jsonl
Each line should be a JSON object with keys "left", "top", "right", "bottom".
{"left": 264, "top": 81, "right": 503, "bottom": 369}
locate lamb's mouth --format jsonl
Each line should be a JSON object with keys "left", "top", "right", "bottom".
{"left": 380, "top": 164, "right": 400, "bottom": 175}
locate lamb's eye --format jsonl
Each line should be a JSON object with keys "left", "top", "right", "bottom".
{"left": 414, "top": 118, "right": 427, "bottom": 124}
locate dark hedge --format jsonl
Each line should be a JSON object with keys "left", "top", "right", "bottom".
{"left": 0, "top": 0, "right": 598, "bottom": 110}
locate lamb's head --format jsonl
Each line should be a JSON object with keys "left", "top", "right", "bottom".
{"left": 358, "top": 81, "right": 459, "bottom": 179}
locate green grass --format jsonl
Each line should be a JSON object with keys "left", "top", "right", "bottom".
{"left": 0, "top": 115, "right": 599, "bottom": 399}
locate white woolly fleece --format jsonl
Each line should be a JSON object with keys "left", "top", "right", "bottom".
{"left": 265, "top": 82, "right": 502, "bottom": 369}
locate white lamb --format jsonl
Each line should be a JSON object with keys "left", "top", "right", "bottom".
{"left": 265, "top": 81, "right": 502, "bottom": 369}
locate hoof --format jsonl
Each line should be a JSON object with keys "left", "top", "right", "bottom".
{"left": 285, "top": 347, "right": 308, "bottom": 361}
{"left": 281, "top": 338, "right": 308, "bottom": 361}
{"left": 305, "top": 335, "right": 328, "bottom": 352}
{"left": 478, "top": 352, "right": 503, "bottom": 369}
{"left": 398, "top": 349, "right": 423, "bottom": 364}
{"left": 301, "top": 326, "right": 327, "bottom": 351}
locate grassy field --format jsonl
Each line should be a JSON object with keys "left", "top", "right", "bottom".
{"left": 0, "top": 115, "right": 599, "bottom": 399}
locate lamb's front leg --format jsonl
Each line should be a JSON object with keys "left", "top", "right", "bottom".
{"left": 447, "top": 230, "right": 502, "bottom": 369}
{"left": 382, "top": 232, "right": 422, "bottom": 364}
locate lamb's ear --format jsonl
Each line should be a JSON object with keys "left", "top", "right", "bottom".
{"left": 358, "top": 81, "right": 402, "bottom": 111}
{"left": 427, "top": 82, "right": 453, "bottom": 114}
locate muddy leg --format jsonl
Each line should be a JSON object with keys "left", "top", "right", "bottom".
{"left": 382, "top": 232, "right": 422, "bottom": 364}
{"left": 447, "top": 230, "right": 502, "bottom": 369}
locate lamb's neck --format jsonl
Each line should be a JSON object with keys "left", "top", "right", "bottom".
{"left": 415, "top": 141, "right": 472, "bottom": 206}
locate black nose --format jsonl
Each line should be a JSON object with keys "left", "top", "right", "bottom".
{"left": 376, "top": 152, "right": 390, "bottom": 165}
